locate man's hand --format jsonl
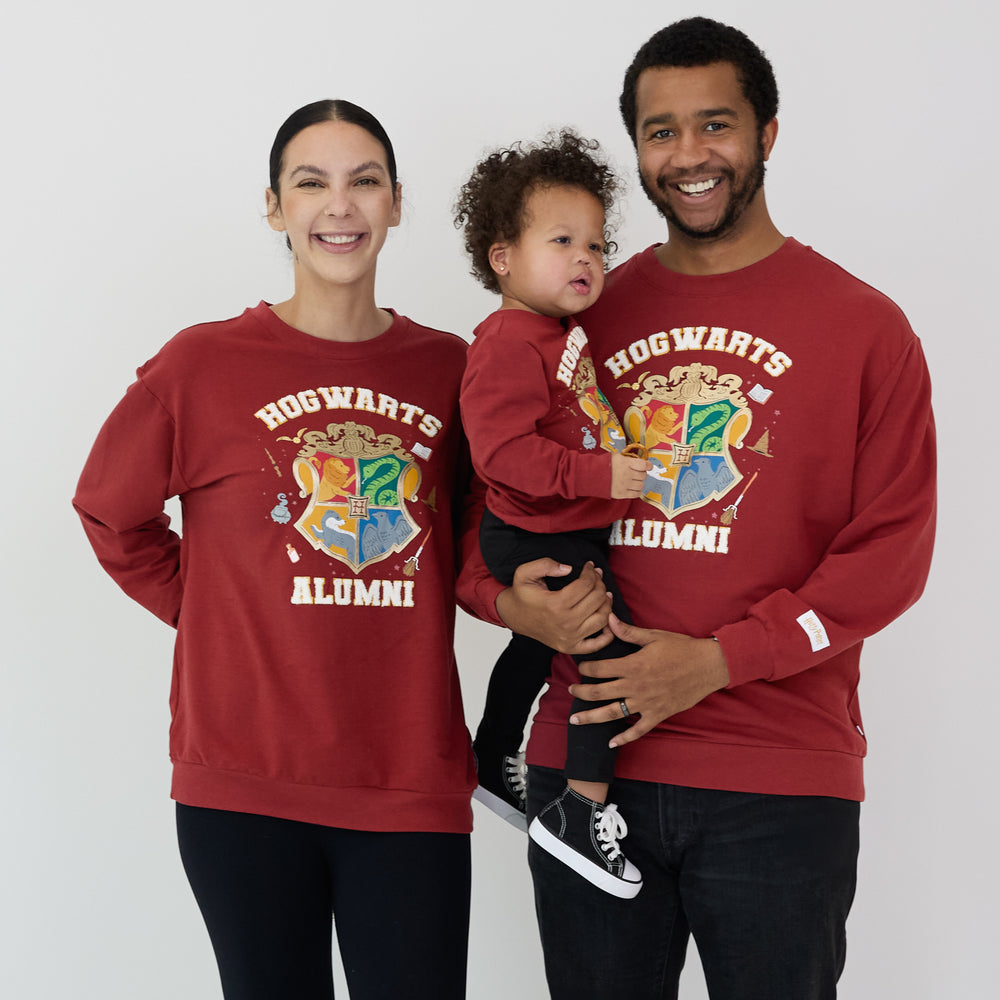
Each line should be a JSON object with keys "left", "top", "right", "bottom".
{"left": 495, "top": 558, "right": 613, "bottom": 655}
{"left": 569, "top": 614, "right": 730, "bottom": 746}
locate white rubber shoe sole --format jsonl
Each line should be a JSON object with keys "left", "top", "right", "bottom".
{"left": 473, "top": 784, "right": 528, "bottom": 832}
{"left": 528, "top": 815, "right": 643, "bottom": 898}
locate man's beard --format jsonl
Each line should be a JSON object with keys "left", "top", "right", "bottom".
{"left": 641, "top": 136, "right": 767, "bottom": 241}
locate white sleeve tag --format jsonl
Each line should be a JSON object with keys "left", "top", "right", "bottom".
{"left": 796, "top": 610, "right": 830, "bottom": 652}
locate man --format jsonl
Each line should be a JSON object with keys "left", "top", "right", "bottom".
{"left": 460, "top": 16, "right": 935, "bottom": 1000}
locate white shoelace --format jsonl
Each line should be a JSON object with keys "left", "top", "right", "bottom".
{"left": 504, "top": 752, "right": 527, "bottom": 801}
{"left": 594, "top": 803, "right": 628, "bottom": 861}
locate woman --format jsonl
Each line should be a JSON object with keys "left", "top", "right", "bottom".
{"left": 73, "top": 100, "right": 474, "bottom": 999}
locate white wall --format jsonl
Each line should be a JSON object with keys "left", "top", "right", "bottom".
{"left": 3, "top": 1, "right": 996, "bottom": 997}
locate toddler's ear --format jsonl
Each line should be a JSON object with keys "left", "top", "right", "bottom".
{"left": 488, "top": 243, "right": 509, "bottom": 276}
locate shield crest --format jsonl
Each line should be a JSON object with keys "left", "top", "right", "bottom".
{"left": 620, "top": 363, "right": 752, "bottom": 519}
{"left": 573, "top": 355, "right": 629, "bottom": 453}
{"left": 292, "top": 421, "right": 421, "bottom": 572}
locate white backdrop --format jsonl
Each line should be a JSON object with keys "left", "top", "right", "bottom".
{"left": 3, "top": 1, "right": 996, "bottom": 997}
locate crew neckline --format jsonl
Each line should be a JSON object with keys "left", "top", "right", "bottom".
{"left": 248, "top": 301, "right": 408, "bottom": 357}
{"left": 631, "top": 237, "right": 805, "bottom": 293}
{"left": 476, "top": 309, "right": 571, "bottom": 336}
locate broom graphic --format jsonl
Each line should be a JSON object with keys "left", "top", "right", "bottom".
{"left": 403, "top": 526, "right": 434, "bottom": 576}
{"left": 720, "top": 471, "right": 758, "bottom": 525}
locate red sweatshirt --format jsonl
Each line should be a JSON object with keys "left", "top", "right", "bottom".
{"left": 460, "top": 309, "right": 631, "bottom": 533}
{"left": 459, "top": 240, "right": 936, "bottom": 800}
{"left": 74, "top": 303, "right": 476, "bottom": 832}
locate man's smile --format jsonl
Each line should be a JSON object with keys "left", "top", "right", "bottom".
{"left": 676, "top": 178, "right": 721, "bottom": 195}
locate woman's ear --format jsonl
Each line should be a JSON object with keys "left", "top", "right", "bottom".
{"left": 265, "top": 188, "right": 285, "bottom": 232}
{"left": 390, "top": 182, "right": 402, "bottom": 228}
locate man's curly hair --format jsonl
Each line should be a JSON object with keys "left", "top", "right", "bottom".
{"left": 619, "top": 17, "right": 779, "bottom": 140}
{"left": 453, "top": 129, "right": 619, "bottom": 295}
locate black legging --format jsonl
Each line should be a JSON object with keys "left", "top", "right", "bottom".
{"left": 177, "top": 804, "right": 471, "bottom": 1000}
{"left": 476, "top": 508, "right": 639, "bottom": 783}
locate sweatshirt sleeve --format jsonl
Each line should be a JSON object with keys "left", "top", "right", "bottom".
{"left": 717, "top": 336, "right": 936, "bottom": 686}
{"left": 461, "top": 332, "right": 613, "bottom": 501}
{"left": 73, "top": 374, "right": 188, "bottom": 628}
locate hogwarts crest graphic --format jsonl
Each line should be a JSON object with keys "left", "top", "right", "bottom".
{"left": 572, "top": 355, "right": 629, "bottom": 453}
{"left": 620, "top": 363, "right": 752, "bottom": 519}
{"left": 290, "top": 421, "right": 421, "bottom": 571}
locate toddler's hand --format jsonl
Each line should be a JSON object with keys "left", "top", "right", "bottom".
{"left": 611, "top": 450, "right": 651, "bottom": 498}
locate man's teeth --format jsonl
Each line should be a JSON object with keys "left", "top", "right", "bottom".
{"left": 318, "top": 234, "right": 362, "bottom": 244}
{"left": 677, "top": 179, "right": 720, "bottom": 195}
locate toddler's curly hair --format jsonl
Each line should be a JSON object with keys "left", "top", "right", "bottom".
{"left": 454, "top": 129, "right": 619, "bottom": 295}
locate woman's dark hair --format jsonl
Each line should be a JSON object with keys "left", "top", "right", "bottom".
{"left": 268, "top": 99, "right": 398, "bottom": 200}
{"left": 619, "top": 17, "right": 779, "bottom": 139}
{"left": 453, "top": 129, "right": 618, "bottom": 295}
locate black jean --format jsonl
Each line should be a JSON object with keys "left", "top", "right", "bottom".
{"left": 527, "top": 764, "right": 860, "bottom": 999}
{"left": 177, "top": 804, "right": 471, "bottom": 1000}
{"left": 477, "top": 507, "right": 639, "bottom": 783}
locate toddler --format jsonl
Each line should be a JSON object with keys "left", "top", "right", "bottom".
{"left": 456, "top": 130, "right": 649, "bottom": 898}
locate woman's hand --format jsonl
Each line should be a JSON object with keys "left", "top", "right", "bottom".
{"left": 568, "top": 614, "right": 730, "bottom": 746}
{"left": 495, "top": 558, "right": 613, "bottom": 655}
